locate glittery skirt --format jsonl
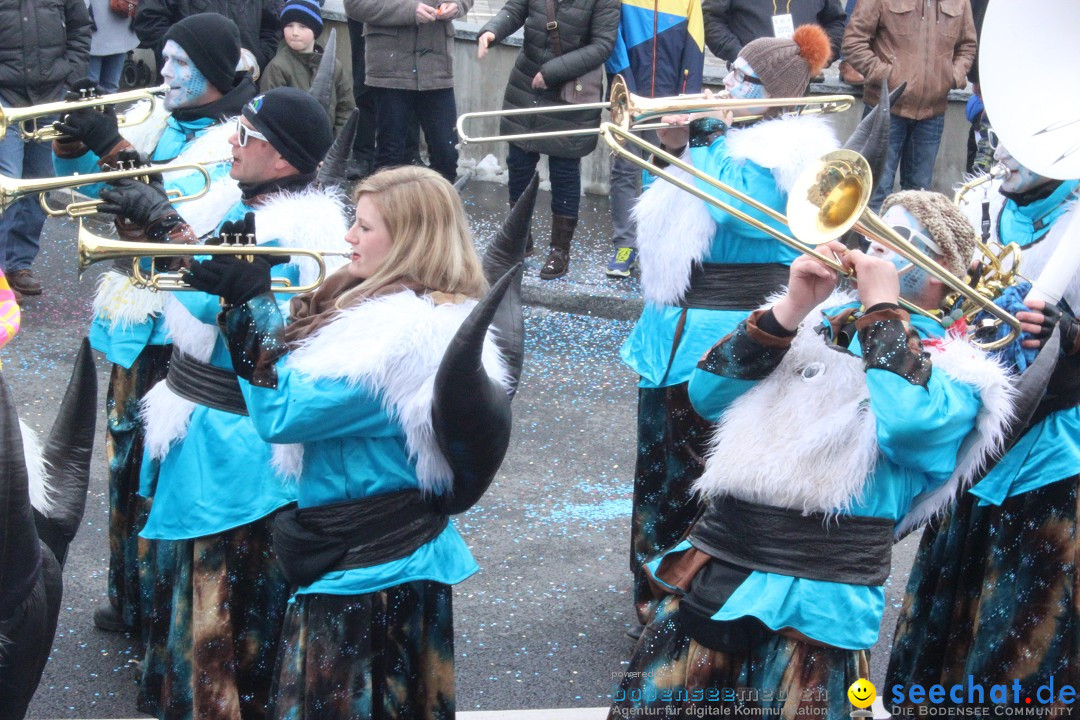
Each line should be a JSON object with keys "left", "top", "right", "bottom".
{"left": 268, "top": 581, "right": 456, "bottom": 720}
{"left": 146, "top": 515, "right": 291, "bottom": 720}
{"left": 609, "top": 595, "right": 869, "bottom": 719}
{"left": 887, "top": 478, "right": 1080, "bottom": 704}
{"left": 632, "top": 385, "right": 712, "bottom": 625}
{"left": 105, "top": 345, "right": 171, "bottom": 631}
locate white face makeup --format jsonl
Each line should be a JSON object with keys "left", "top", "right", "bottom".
{"left": 160, "top": 40, "right": 212, "bottom": 111}
{"left": 723, "top": 58, "right": 766, "bottom": 101}
{"left": 870, "top": 205, "right": 944, "bottom": 298}
{"left": 994, "top": 143, "right": 1055, "bottom": 195}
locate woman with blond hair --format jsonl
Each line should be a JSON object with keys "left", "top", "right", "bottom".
{"left": 185, "top": 165, "right": 514, "bottom": 719}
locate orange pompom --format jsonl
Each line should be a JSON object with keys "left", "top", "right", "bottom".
{"left": 792, "top": 24, "right": 832, "bottom": 77}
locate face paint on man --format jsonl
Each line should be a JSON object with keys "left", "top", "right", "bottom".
{"left": 872, "top": 205, "right": 945, "bottom": 299}
{"left": 994, "top": 143, "right": 1055, "bottom": 195}
{"left": 161, "top": 40, "right": 211, "bottom": 111}
{"left": 723, "top": 58, "right": 766, "bottom": 101}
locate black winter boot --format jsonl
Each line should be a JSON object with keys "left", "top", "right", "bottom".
{"left": 539, "top": 214, "right": 577, "bottom": 280}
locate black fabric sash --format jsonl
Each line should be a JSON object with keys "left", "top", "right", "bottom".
{"left": 689, "top": 495, "right": 894, "bottom": 586}
{"left": 680, "top": 262, "right": 790, "bottom": 311}
{"left": 165, "top": 352, "right": 249, "bottom": 416}
{"left": 272, "top": 489, "right": 449, "bottom": 587}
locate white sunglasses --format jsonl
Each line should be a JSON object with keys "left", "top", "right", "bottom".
{"left": 235, "top": 118, "right": 268, "bottom": 147}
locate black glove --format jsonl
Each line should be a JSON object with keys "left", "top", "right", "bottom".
{"left": 1027, "top": 302, "right": 1080, "bottom": 356}
{"left": 52, "top": 106, "right": 122, "bottom": 157}
{"left": 183, "top": 213, "right": 289, "bottom": 305}
{"left": 63, "top": 78, "right": 104, "bottom": 102}
{"left": 99, "top": 176, "right": 175, "bottom": 229}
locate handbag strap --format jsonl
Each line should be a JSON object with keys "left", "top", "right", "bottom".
{"left": 544, "top": 0, "right": 563, "bottom": 57}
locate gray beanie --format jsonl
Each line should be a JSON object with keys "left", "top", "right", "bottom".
{"left": 739, "top": 24, "right": 832, "bottom": 100}
{"left": 881, "top": 190, "right": 978, "bottom": 277}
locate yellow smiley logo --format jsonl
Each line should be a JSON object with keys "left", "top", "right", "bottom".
{"left": 848, "top": 678, "right": 876, "bottom": 709}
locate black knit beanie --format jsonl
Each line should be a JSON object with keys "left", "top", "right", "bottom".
{"left": 242, "top": 88, "right": 333, "bottom": 174}
{"left": 164, "top": 13, "right": 242, "bottom": 94}
{"left": 281, "top": 0, "right": 324, "bottom": 36}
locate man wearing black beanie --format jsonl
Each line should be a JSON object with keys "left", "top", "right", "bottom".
{"left": 163, "top": 13, "right": 243, "bottom": 97}
{"left": 235, "top": 87, "right": 334, "bottom": 180}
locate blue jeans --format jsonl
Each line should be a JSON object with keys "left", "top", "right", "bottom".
{"left": 374, "top": 87, "right": 458, "bottom": 182}
{"left": 506, "top": 144, "right": 581, "bottom": 218}
{"left": 868, "top": 109, "right": 945, "bottom": 211}
{"left": 89, "top": 53, "right": 127, "bottom": 94}
{"left": 0, "top": 117, "right": 53, "bottom": 272}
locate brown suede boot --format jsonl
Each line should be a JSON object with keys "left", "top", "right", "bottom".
{"left": 539, "top": 214, "right": 577, "bottom": 280}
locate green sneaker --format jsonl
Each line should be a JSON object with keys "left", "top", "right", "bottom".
{"left": 606, "top": 246, "right": 638, "bottom": 278}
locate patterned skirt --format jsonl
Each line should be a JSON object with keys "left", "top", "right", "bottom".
{"left": 887, "top": 477, "right": 1080, "bottom": 706}
{"left": 268, "top": 581, "right": 456, "bottom": 720}
{"left": 105, "top": 345, "right": 171, "bottom": 631}
{"left": 632, "top": 385, "right": 712, "bottom": 625}
{"left": 609, "top": 595, "right": 869, "bottom": 719}
{"left": 144, "top": 515, "right": 291, "bottom": 720}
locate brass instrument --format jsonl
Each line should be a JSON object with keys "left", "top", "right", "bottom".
{"left": 0, "top": 157, "right": 225, "bottom": 217}
{"left": 596, "top": 124, "right": 1023, "bottom": 350}
{"left": 953, "top": 163, "right": 1010, "bottom": 206}
{"left": 457, "top": 74, "right": 854, "bottom": 144}
{"left": 77, "top": 223, "right": 351, "bottom": 294}
{"left": 1, "top": 84, "right": 170, "bottom": 143}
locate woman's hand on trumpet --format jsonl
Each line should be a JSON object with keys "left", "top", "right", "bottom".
{"left": 771, "top": 241, "right": 847, "bottom": 331}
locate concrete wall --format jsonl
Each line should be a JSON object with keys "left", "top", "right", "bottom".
{"left": 322, "top": 3, "right": 974, "bottom": 197}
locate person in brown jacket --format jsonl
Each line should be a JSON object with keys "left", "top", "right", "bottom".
{"left": 842, "top": 0, "right": 976, "bottom": 209}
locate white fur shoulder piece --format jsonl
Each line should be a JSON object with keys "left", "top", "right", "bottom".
{"left": 274, "top": 290, "right": 511, "bottom": 495}
{"left": 118, "top": 100, "right": 169, "bottom": 157}
{"left": 171, "top": 121, "right": 242, "bottom": 237}
{"left": 93, "top": 269, "right": 169, "bottom": 330}
{"left": 632, "top": 153, "right": 717, "bottom": 306}
{"left": 694, "top": 291, "right": 878, "bottom": 515}
{"left": 894, "top": 333, "right": 1015, "bottom": 537}
{"left": 20, "top": 420, "right": 51, "bottom": 517}
{"left": 723, "top": 114, "right": 840, "bottom": 194}
{"left": 254, "top": 187, "right": 351, "bottom": 287}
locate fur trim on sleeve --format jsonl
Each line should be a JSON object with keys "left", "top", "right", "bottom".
{"left": 723, "top": 114, "right": 839, "bottom": 194}
{"left": 93, "top": 270, "right": 168, "bottom": 330}
{"left": 253, "top": 187, "right": 351, "bottom": 288}
{"left": 118, "top": 100, "right": 169, "bottom": 157}
{"left": 271, "top": 290, "right": 511, "bottom": 495}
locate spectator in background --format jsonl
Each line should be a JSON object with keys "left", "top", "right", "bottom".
{"left": 133, "top": 0, "right": 281, "bottom": 79}
{"left": 702, "top": 0, "right": 845, "bottom": 70}
{"left": 477, "top": 0, "right": 619, "bottom": 280}
{"left": 843, "top": 0, "right": 976, "bottom": 209}
{"left": 260, "top": 0, "right": 356, "bottom": 134}
{"left": 838, "top": 0, "right": 864, "bottom": 85}
{"left": 604, "top": 0, "right": 705, "bottom": 278}
{"left": 85, "top": 0, "right": 140, "bottom": 94}
{"left": 0, "top": 0, "right": 92, "bottom": 298}
{"left": 345, "top": 0, "right": 467, "bottom": 184}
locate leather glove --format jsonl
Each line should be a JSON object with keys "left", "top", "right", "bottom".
{"left": 183, "top": 213, "right": 289, "bottom": 305}
{"left": 63, "top": 78, "right": 104, "bottom": 102}
{"left": 52, "top": 106, "right": 122, "bottom": 157}
{"left": 99, "top": 176, "right": 175, "bottom": 230}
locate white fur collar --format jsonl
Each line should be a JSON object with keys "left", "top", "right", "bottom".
{"left": 92, "top": 270, "right": 168, "bottom": 330}
{"left": 632, "top": 115, "right": 838, "bottom": 307}
{"left": 694, "top": 292, "right": 1014, "bottom": 535}
{"left": 272, "top": 289, "right": 510, "bottom": 495}
{"left": 119, "top": 100, "right": 168, "bottom": 157}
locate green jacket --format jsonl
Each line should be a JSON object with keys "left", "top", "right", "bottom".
{"left": 260, "top": 42, "right": 356, "bottom": 134}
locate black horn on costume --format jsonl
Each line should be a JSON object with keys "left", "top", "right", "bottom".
{"left": 429, "top": 265, "right": 520, "bottom": 515}
{"left": 481, "top": 172, "right": 538, "bottom": 396}
{"left": 844, "top": 78, "right": 905, "bottom": 188}
{"left": 32, "top": 338, "right": 97, "bottom": 567}
{"left": 315, "top": 107, "right": 359, "bottom": 192}
{"left": 309, "top": 27, "right": 337, "bottom": 119}
{"left": 0, "top": 370, "right": 64, "bottom": 720}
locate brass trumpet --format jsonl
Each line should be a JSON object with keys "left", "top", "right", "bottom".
{"left": 0, "top": 157, "right": 226, "bottom": 217}
{"left": 953, "top": 163, "right": 1010, "bottom": 206}
{"left": 77, "top": 223, "right": 351, "bottom": 294}
{"left": 1, "top": 84, "right": 170, "bottom": 143}
{"left": 598, "top": 124, "right": 1023, "bottom": 350}
{"left": 457, "top": 75, "right": 854, "bottom": 144}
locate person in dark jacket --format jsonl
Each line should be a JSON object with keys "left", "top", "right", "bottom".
{"left": 133, "top": 0, "right": 282, "bottom": 77}
{"left": 477, "top": 0, "right": 619, "bottom": 280}
{"left": 0, "top": 0, "right": 92, "bottom": 298}
{"left": 702, "top": 0, "right": 845, "bottom": 66}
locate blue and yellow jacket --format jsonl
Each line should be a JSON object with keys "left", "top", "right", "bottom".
{"left": 605, "top": 0, "right": 706, "bottom": 97}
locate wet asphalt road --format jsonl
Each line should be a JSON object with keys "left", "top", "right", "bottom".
{"left": 19, "top": 182, "right": 920, "bottom": 718}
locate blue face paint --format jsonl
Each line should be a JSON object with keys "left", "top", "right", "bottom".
{"left": 723, "top": 58, "right": 766, "bottom": 101}
{"left": 161, "top": 40, "right": 211, "bottom": 111}
{"left": 994, "top": 143, "right": 1054, "bottom": 194}
{"left": 874, "top": 205, "right": 944, "bottom": 301}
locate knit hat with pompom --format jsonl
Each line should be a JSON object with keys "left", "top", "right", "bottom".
{"left": 739, "top": 24, "right": 832, "bottom": 100}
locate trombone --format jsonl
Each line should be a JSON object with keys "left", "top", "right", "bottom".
{"left": 77, "top": 223, "right": 351, "bottom": 294}
{"left": 457, "top": 74, "right": 855, "bottom": 144}
{"left": 0, "top": 157, "right": 226, "bottom": 217}
{"left": 597, "top": 124, "right": 1023, "bottom": 350}
{"left": 1, "top": 84, "right": 170, "bottom": 143}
